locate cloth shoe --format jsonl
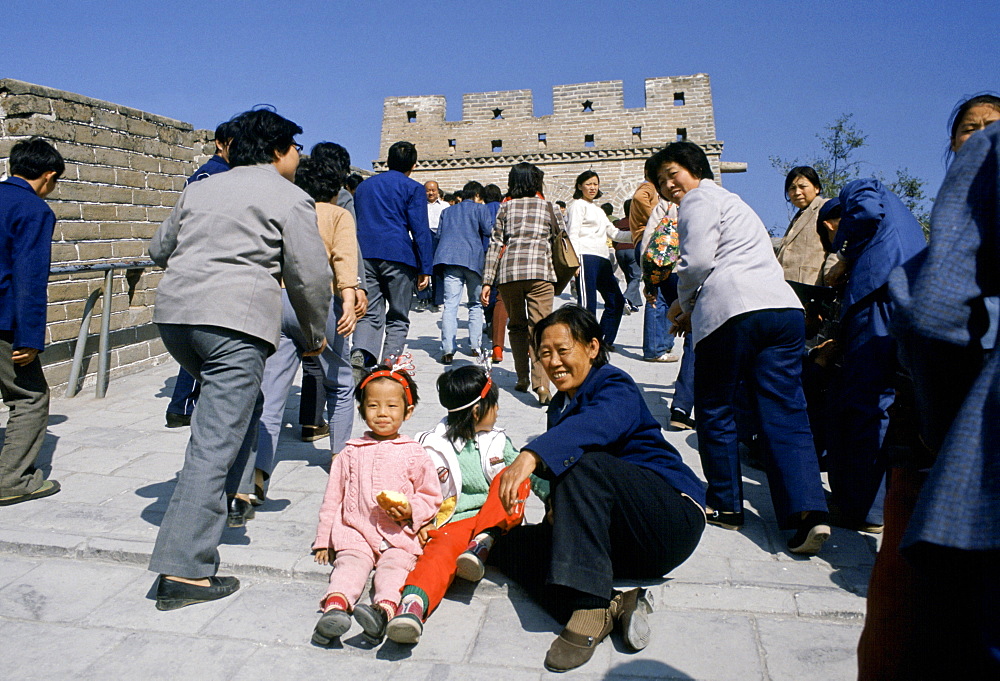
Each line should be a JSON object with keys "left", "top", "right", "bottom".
{"left": 455, "top": 530, "right": 498, "bottom": 582}
{"left": 301, "top": 423, "right": 330, "bottom": 442}
{"left": 386, "top": 596, "right": 425, "bottom": 644}
{"left": 155, "top": 575, "right": 240, "bottom": 611}
{"left": 312, "top": 603, "right": 352, "bottom": 645}
{"left": 353, "top": 602, "right": 391, "bottom": 645}
{"left": 440, "top": 353, "right": 453, "bottom": 365}
{"left": 705, "top": 508, "right": 744, "bottom": 530}
{"left": 787, "top": 512, "right": 831, "bottom": 554}
{"left": 514, "top": 379, "right": 530, "bottom": 392}
{"left": 544, "top": 606, "right": 614, "bottom": 672}
{"left": 644, "top": 353, "right": 679, "bottom": 363}
{"left": 165, "top": 412, "right": 191, "bottom": 428}
{"left": 613, "top": 588, "right": 655, "bottom": 651}
{"left": 668, "top": 409, "right": 696, "bottom": 431}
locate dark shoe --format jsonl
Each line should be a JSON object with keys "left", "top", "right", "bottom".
{"left": 706, "top": 509, "right": 744, "bottom": 530}
{"left": 514, "top": 379, "right": 530, "bottom": 392}
{"left": 165, "top": 412, "right": 191, "bottom": 428}
{"left": 669, "top": 409, "right": 695, "bottom": 431}
{"left": 353, "top": 603, "right": 389, "bottom": 645}
{"left": 155, "top": 575, "right": 240, "bottom": 611}
{"left": 788, "top": 512, "right": 831, "bottom": 555}
{"left": 544, "top": 608, "right": 614, "bottom": 672}
{"left": 429, "top": 305, "right": 440, "bottom": 313}
{"left": 301, "top": 423, "right": 330, "bottom": 442}
{"left": 312, "top": 607, "right": 352, "bottom": 645}
{"left": 441, "top": 353, "right": 454, "bottom": 365}
{"left": 535, "top": 387, "right": 552, "bottom": 406}
{"left": 350, "top": 350, "right": 370, "bottom": 388}
{"left": 829, "top": 509, "right": 884, "bottom": 534}
{"left": 614, "top": 587, "right": 655, "bottom": 651}
{"left": 227, "top": 497, "right": 255, "bottom": 528}
{"left": 0, "top": 479, "right": 61, "bottom": 507}
{"left": 386, "top": 598, "right": 424, "bottom": 644}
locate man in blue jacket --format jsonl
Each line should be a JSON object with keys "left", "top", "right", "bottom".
{"left": 819, "top": 179, "right": 926, "bottom": 531}
{"left": 433, "top": 182, "right": 494, "bottom": 363}
{"left": 0, "top": 138, "right": 65, "bottom": 506}
{"left": 351, "top": 141, "right": 433, "bottom": 372}
{"left": 165, "top": 120, "right": 236, "bottom": 428}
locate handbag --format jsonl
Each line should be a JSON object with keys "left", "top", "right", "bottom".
{"left": 549, "top": 203, "right": 580, "bottom": 295}
{"left": 642, "top": 213, "right": 681, "bottom": 286}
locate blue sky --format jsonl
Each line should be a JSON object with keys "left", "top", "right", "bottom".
{"left": 4, "top": 0, "right": 996, "bottom": 231}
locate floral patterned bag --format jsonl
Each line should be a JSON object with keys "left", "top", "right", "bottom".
{"left": 642, "top": 213, "right": 681, "bottom": 286}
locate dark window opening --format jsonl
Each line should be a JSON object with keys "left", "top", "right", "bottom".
{"left": 407, "top": 110, "right": 417, "bottom": 122}
{"left": 492, "top": 108, "right": 503, "bottom": 120}
{"left": 673, "top": 92, "right": 685, "bottom": 106}
{"left": 448, "top": 139, "right": 457, "bottom": 147}
{"left": 584, "top": 134, "right": 595, "bottom": 148}
{"left": 676, "top": 128, "right": 687, "bottom": 141}
{"left": 538, "top": 133, "right": 547, "bottom": 148}
{"left": 491, "top": 140, "right": 503, "bottom": 153}
{"left": 632, "top": 126, "right": 642, "bottom": 136}
{"left": 582, "top": 100, "right": 594, "bottom": 113}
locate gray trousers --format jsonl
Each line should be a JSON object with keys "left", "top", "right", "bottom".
{"left": 253, "top": 292, "right": 354, "bottom": 493}
{"left": 352, "top": 259, "right": 416, "bottom": 364}
{"left": 0, "top": 332, "right": 49, "bottom": 496}
{"left": 149, "top": 324, "right": 269, "bottom": 578}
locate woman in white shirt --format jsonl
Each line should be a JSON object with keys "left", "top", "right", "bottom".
{"left": 565, "top": 171, "right": 631, "bottom": 347}
{"left": 653, "top": 142, "right": 830, "bottom": 556}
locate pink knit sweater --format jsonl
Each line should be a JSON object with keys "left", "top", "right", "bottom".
{"left": 313, "top": 434, "right": 442, "bottom": 556}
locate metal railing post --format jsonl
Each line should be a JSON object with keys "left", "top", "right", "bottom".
{"left": 96, "top": 268, "right": 114, "bottom": 398}
{"left": 65, "top": 287, "right": 103, "bottom": 398}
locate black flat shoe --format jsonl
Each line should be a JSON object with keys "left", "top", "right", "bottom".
{"left": 155, "top": 575, "right": 240, "bottom": 611}
{"left": 165, "top": 412, "right": 191, "bottom": 428}
{"left": 227, "top": 497, "right": 255, "bottom": 528}
{"left": 353, "top": 603, "right": 389, "bottom": 645}
{"left": 705, "top": 509, "right": 744, "bottom": 530}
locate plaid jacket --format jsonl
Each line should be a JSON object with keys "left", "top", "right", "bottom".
{"left": 482, "top": 197, "right": 558, "bottom": 286}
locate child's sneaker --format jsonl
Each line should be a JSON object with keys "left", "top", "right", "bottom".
{"left": 456, "top": 529, "right": 499, "bottom": 582}
{"left": 353, "top": 601, "right": 391, "bottom": 645}
{"left": 312, "top": 594, "right": 352, "bottom": 645}
{"left": 386, "top": 595, "right": 424, "bottom": 644}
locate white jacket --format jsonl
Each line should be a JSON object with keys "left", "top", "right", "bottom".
{"left": 416, "top": 419, "right": 510, "bottom": 527}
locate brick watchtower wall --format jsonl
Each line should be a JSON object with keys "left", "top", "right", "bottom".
{"left": 373, "top": 75, "right": 744, "bottom": 212}
{"left": 0, "top": 79, "right": 214, "bottom": 394}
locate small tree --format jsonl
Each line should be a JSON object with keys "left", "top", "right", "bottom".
{"left": 770, "top": 114, "right": 930, "bottom": 235}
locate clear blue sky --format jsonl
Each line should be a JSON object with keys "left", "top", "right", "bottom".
{"left": 4, "top": 0, "right": 997, "bottom": 232}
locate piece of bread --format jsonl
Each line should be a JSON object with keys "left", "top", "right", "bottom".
{"left": 376, "top": 489, "right": 408, "bottom": 511}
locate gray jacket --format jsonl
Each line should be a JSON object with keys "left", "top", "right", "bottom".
{"left": 149, "top": 163, "right": 332, "bottom": 351}
{"left": 676, "top": 179, "right": 802, "bottom": 345}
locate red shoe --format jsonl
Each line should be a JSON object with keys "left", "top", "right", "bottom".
{"left": 491, "top": 346, "right": 503, "bottom": 362}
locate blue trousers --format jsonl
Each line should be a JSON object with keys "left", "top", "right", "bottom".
{"left": 353, "top": 259, "right": 416, "bottom": 364}
{"left": 440, "top": 265, "right": 484, "bottom": 355}
{"left": 826, "top": 293, "right": 895, "bottom": 525}
{"left": 614, "top": 245, "right": 642, "bottom": 309}
{"left": 672, "top": 333, "right": 695, "bottom": 415}
{"left": 576, "top": 254, "right": 625, "bottom": 345}
{"left": 694, "top": 309, "right": 827, "bottom": 529}
{"left": 166, "top": 367, "right": 199, "bottom": 416}
{"left": 643, "top": 271, "right": 677, "bottom": 358}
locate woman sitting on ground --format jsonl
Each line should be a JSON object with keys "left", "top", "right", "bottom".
{"left": 489, "top": 305, "right": 706, "bottom": 674}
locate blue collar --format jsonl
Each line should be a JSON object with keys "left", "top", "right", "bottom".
{"left": 3, "top": 176, "right": 36, "bottom": 194}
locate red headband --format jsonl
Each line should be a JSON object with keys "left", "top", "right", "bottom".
{"left": 359, "top": 370, "right": 414, "bottom": 406}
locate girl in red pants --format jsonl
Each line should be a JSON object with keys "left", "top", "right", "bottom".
{"left": 386, "top": 365, "right": 548, "bottom": 644}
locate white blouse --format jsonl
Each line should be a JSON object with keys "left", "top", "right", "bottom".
{"left": 566, "top": 199, "right": 623, "bottom": 259}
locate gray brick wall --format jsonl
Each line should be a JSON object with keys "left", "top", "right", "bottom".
{"left": 373, "top": 75, "right": 739, "bottom": 210}
{"left": 0, "top": 78, "right": 214, "bottom": 395}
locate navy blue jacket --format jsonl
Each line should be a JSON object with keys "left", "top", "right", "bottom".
{"left": 527, "top": 363, "right": 706, "bottom": 506}
{"left": 0, "top": 177, "right": 55, "bottom": 350}
{"left": 832, "top": 178, "right": 926, "bottom": 316}
{"left": 432, "top": 201, "right": 493, "bottom": 275}
{"left": 186, "top": 154, "right": 229, "bottom": 185}
{"left": 354, "top": 170, "right": 434, "bottom": 275}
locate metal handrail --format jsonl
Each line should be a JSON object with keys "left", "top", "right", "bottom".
{"left": 52, "top": 259, "right": 158, "bottom": 398}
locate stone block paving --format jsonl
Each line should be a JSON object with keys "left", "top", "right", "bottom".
{"left": 0, "top": 292, "right": 873, "bottom": 679}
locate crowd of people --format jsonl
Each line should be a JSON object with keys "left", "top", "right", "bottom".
{"left": 2, "top": 92, "right": 998, "bottom": 677}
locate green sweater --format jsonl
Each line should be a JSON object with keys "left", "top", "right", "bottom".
{"left": 449, "top": 435, "right": 549, "bottom": 523}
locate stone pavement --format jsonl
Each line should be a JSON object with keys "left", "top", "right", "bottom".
{"left": 0, "top": 293, "right": 875, "bottom": 680}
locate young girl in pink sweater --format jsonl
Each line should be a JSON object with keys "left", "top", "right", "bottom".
{"left": 311, "top": 357, "right": 442, "bottom": 646}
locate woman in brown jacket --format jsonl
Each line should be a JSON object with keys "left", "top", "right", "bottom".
{"left": 775, "top": 166, "right": 833, "bottom": 285}
{"left": 481, "top": 163, "right": 560, "bottom": 405}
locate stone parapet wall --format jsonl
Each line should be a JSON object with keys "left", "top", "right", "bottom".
{"left": 0, "top": 79, "right": 213, "bottom": 394}
{"left": 375, "top": 74, "right": 741, "bottom": 210}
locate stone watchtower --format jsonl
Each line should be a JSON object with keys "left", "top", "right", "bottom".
{"left": 373, "top": 74, "right": 745, "bottom": 210}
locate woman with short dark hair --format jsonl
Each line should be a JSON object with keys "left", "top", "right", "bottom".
{"left": 480, "top": 163, "right": 560, "bottom": 405}
{"left": 490, "top": 305, "right": 705, "bottom": 673}
{"left": 775, "top": 166, "right": 831, "bottom": 285}
{"left": 651, "top": 141, "right": 831, "bottom": 555}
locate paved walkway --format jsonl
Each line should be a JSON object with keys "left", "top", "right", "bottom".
{"left": 0, "top": 294, "right": 874, "bottom": 680}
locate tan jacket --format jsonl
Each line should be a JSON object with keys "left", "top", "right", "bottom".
{"left": 316, "top": 202, "right": 360, "bottom": 292}
{"left": 629, "top": 181, "right": 659, "bottom": 245}
{"left": 775, "top": 196, "right": 833, "bottom": 285}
